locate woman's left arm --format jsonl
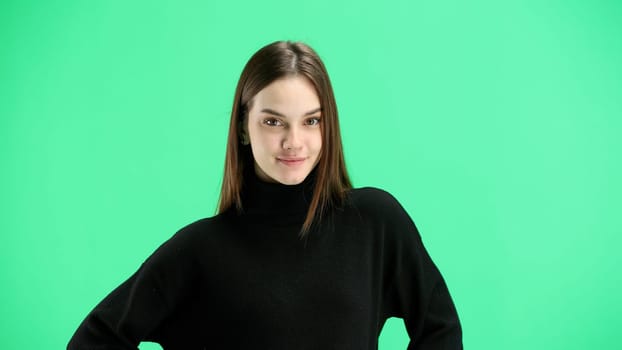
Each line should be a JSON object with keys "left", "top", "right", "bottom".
{"left": 380, "top": 191, "right": 463, "bottom": 349}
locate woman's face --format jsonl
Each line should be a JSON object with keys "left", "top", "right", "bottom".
{"left": 245, "top": 76, "right": 322, "bottom": 185}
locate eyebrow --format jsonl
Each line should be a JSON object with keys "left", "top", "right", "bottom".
{"left": 260, "top": 107, "right": 322, "bottom": 118}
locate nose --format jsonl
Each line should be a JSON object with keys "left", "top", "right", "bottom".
{"left": 283, "top": 125, "right": 303, "bottom": 151}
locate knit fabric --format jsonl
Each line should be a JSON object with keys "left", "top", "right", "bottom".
{"left": 68, "top": 170, "right": 462, "bottom": 349}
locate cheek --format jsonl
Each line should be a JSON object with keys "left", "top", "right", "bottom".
{"left": 251, "top": 131, "right": 280, "bottom": 152}
{"left": 314, "top": 131, "right": 323, "bottom": 151}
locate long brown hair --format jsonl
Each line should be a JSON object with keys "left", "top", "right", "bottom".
{"left": 218, "top": 40, "right": 351, "bottom": 236}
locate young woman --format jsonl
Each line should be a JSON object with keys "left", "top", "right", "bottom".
{"left": 68, "top": 40, "right": 463, "bottom": 349}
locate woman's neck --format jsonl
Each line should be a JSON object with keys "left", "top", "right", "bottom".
{"left": 239, "top": 167, "right": 317, "bottom": 226}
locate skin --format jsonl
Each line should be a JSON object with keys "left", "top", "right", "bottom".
{"left": 243, "top": 76, "right": 322, "bottom": 185}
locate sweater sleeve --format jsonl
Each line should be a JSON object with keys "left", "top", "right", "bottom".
{"left": 67, "top": 227, "right": 195, "bottom": 350}
{"left": 377, "top": 190, "right": 463, "bottom": 349}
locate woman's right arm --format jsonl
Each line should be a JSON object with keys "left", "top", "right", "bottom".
{"left": 67, "top": 229, "right": 195, "bottom": 350}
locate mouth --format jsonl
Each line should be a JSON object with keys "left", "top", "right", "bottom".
{"left": 277, "top": 157, "right": 307, "bottom": 166}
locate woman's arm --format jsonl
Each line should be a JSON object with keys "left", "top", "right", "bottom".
{"left": 67, "top": 266, "right": 168, "bottom": 349}
{"left": 67, "top": 228, "right": 195, "bottom": 350}
{"left": 378, "top": 190, "right": 463, "bottom": 349}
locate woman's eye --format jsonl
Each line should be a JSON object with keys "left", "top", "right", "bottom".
{"left": 263, "top": 118, "right": 282, "bottom": 126}
{"left": 306, "top": 117, "right": 321, "bottom": 126}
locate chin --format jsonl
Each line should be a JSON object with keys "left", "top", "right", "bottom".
{"left": 275, "top": 172, "right": 309, "bottom": 185}
{"left": 277, "top": 177, "right": 305, "bottom": 185}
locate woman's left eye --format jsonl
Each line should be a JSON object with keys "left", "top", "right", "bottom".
{"left": 306, "top": 117, "right": 321, "bottom": 126}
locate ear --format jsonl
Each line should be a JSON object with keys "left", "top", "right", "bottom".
{"left": 239, "top": 120, "right": 250, "bottom": 145}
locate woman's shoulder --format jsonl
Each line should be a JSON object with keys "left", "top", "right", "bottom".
{"left": 346, "top": 187, "right": 409, "bottom": 220}
{"left": 144, "top": 212, "right": 235, "bottom": 256}
{"left": 171, "top": 211, "right": 236, "bottom": 242}
{"left": 349, "top": 186, "right": 403, "bottom": 207}
{"left": 141, "top": 212, "right": 236, "bottom": 266}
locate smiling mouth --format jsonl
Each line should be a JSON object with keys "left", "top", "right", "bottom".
{"left": 277, "top": 157, "right": 306, "bottom": 166}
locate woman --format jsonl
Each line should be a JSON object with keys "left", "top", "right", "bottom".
{"left": 68, "top": 40, "right": 462, "bottom": 349}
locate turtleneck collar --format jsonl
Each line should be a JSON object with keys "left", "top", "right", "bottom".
{"left": 239, "top": 166, "right": 318, "bottom": 226}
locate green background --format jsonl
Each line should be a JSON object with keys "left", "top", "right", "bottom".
{"left": 2, "top": 0, "right": 620, "bottom": 349}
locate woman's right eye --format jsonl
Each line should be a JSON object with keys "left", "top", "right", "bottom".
{"left": 263, "top": 118, "right": 282, "bottom": 126}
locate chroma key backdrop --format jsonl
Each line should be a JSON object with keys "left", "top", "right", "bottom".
{"left": 1, "top": 0, "right": 621, "bottom": 349}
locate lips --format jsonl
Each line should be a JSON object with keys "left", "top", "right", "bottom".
{"left": 277, "top": 157, "right": 307, "bottom": 166}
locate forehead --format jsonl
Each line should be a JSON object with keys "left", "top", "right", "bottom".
{"left": 250, "top": 76, "right": 320, "bottom": 113}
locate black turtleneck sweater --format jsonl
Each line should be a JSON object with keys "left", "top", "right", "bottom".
{"left": 68, "top": 170, "right": 462, "bottom": 349}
